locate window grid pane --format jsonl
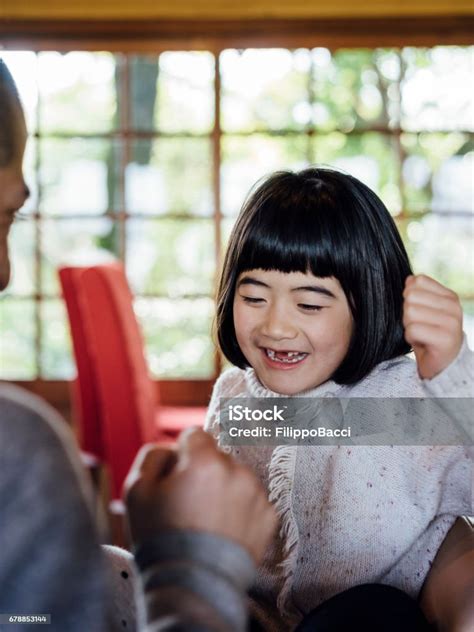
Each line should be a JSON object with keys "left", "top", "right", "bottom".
{"left": 1, "top": 46, "right": 472, "bottom": 379}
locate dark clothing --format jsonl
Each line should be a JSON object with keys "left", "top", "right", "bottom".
{"left": 0, "top": 384, "right": 255, "bottom": 632}
{"left": 294, "top": 584, "right": 434, "bottom": 632}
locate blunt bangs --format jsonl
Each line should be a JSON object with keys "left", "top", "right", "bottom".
{"left": 217, "top": 167, "right": 413, "bottom": 384}
{"left": 235, "top": 179, "right": 347, "bottom": 280}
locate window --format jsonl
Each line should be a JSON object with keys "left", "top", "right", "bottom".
{"left": 1, "top": 46, "right": 473, "bottom": 380}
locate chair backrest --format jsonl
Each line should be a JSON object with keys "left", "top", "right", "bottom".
{"left": 59, "top": 267, "right": 104, "bottom": 462}
{"left": 77, "top": 262, "right": 158, "bottom": 499}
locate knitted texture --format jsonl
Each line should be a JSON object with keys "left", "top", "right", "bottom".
{"left": 205, "top": 340, "right": 473, "bottom": 630}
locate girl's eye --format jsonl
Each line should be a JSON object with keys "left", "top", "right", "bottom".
{"left": 298, "top": 304, "right": 324, "bottom": 312}
{"left": 242, "top": 296, "right": 265, "bottom": 304}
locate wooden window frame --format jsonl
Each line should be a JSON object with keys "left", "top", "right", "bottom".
{"left": 1, "top": 17, "right": 473, "bottom": 414}
{"left": 0, "top": 16, "right": 473, "bottom": 51}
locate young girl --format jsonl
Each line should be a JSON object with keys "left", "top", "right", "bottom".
{"left": 205, "top": 168, "right": 473, "bottom": 630}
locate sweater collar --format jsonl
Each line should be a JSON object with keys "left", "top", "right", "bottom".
{"left": 244, "top": 367, "right": 341, "bottom": 399}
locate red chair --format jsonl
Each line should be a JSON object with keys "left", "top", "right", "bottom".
{"left": 59, "top": 262, "right": 207, "bottom": 501}
{"left": 59, "top": 267, "right": 104, "bottom": 466}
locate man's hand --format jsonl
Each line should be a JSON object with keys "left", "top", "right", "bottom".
{"left": 124, "top": 428, "right": 277, "bottom": 564}
{"left": 420, "top": 517, "right": 474, "bottom": 632}
{"left": 403, "top": 274, "right": 464, "bottom": 380}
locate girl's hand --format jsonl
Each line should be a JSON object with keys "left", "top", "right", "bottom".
{"left": 403, "top": 275, "right": 463, "bottom": 380}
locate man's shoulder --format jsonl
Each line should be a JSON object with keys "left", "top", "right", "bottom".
{"left": 0, "top": 383, "right": 69, "bottom": 445}
{"left": 0, "top": 382, "right": 61, "bottom": 417}
{"left": 0, "top": 383, "right": 88, "bottom": 495}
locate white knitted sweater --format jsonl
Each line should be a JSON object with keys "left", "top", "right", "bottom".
{"left": 205, "top": 341, "right": 473, "bottom": 630}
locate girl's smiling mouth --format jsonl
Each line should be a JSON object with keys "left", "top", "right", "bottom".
{"left": 261, "top": 347, "right": 309, "bottom": 369}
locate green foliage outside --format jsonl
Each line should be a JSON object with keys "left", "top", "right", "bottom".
{"left": 0, "top": 47, "right": 472, "bottom": 379}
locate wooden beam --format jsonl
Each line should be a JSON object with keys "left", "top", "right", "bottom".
{"left": 1, "top": 0, "right": 473, "bottom": 21}
{"left": 11, "top": 379, "right": 214, "bottom": 412}
{"left": 1, "top": 16, "right": 473, "bottom": 51}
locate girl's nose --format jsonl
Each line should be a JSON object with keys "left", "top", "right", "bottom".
{"left": 260, "top": 306, "right": 297, "bottom": 340}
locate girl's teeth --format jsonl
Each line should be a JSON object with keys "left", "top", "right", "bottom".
{"left": 266, "top": 349, "right": 306, "bottom": 363}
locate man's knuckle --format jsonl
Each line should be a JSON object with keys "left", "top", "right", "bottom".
{"left": 235, "top": 464, "right": 259, "bottom": 489}
{"left": 199, "top": 451, "right": 232, "bottom": 478}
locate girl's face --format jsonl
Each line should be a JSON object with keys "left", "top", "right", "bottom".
{"left": 233, "top": 269, "right": 353, "bottom": 395}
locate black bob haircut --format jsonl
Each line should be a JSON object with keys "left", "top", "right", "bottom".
{"left": 216, "top": 167, "right": 413, "bottom": 385}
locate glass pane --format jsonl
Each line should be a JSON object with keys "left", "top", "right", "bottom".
{"left": 130, "top": 52, "right": 214, "bottom": 133}
{"left": 126, "top": 219, "right": 215, "bottom": 296}
{"left": 4, "top": 218, "right": 36, "bottom": 297}
{"left": 398, "top": 215, "right": 474, "bottom": 296}
{"left": 0, "top": 51, "right": 38, "bottom": 134}
{"left": 221, "top": 48, "right": 310, "bottom": 132}
{"left": 40, "top": 218, "right": 117, "bottom": 295}
{"left": 41, "top": 299, "right": 74, "bottom": 378}
{"left": 221, "top": 134, "right": 309, "bottom": 216}
{"left": 401, "top": 47, "right": 473, "bottom": 132}
{"left": 0, "top": 299, "right": 36, "bottom": 379}
{"left": 129, "top": 55, "right": 159, "bottom": 132}
{"left": 38, "top": 52, "right": 117, "bottom": 134}
{"left": 39, "top": 138, "right": 121, "bottom": 215}
{"left": 126, "top": 138, "right": 212, "bottom": 215}
{"left": 135, "top": 297, "right": 215, "bottom": 378}
{"left": 130, "top": 52, "right": 214, "bottom": 134}
{"left": 312, "top": 48, "right": 400, "bottom": 132}
{"left": 401, "top": 133, "right": 472, "bottom": 213}
{"left": 313, "top": 132, "right": 401, "bottom": 214}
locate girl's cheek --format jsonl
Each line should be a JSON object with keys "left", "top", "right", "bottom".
{"left": 233, "top": 309, "right": 247, "bottom": 338}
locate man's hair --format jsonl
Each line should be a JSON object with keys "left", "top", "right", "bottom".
{"left": 216, "top": 167, "right": 413, "bottom": 385}
{"left": 0, "top": 59, "right": 22, "bottom": 167}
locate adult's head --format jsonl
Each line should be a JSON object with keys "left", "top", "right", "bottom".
{"left": 0, "top": 59, "right": 29, "bottom": 290}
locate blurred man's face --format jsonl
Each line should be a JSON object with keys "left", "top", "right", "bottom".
{"left": 0, "top": 101, "right": 29, "bottom": 290}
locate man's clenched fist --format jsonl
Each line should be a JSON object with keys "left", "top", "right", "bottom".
{"left": 124, "top": 428, "right": 277, "bottom": 564}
